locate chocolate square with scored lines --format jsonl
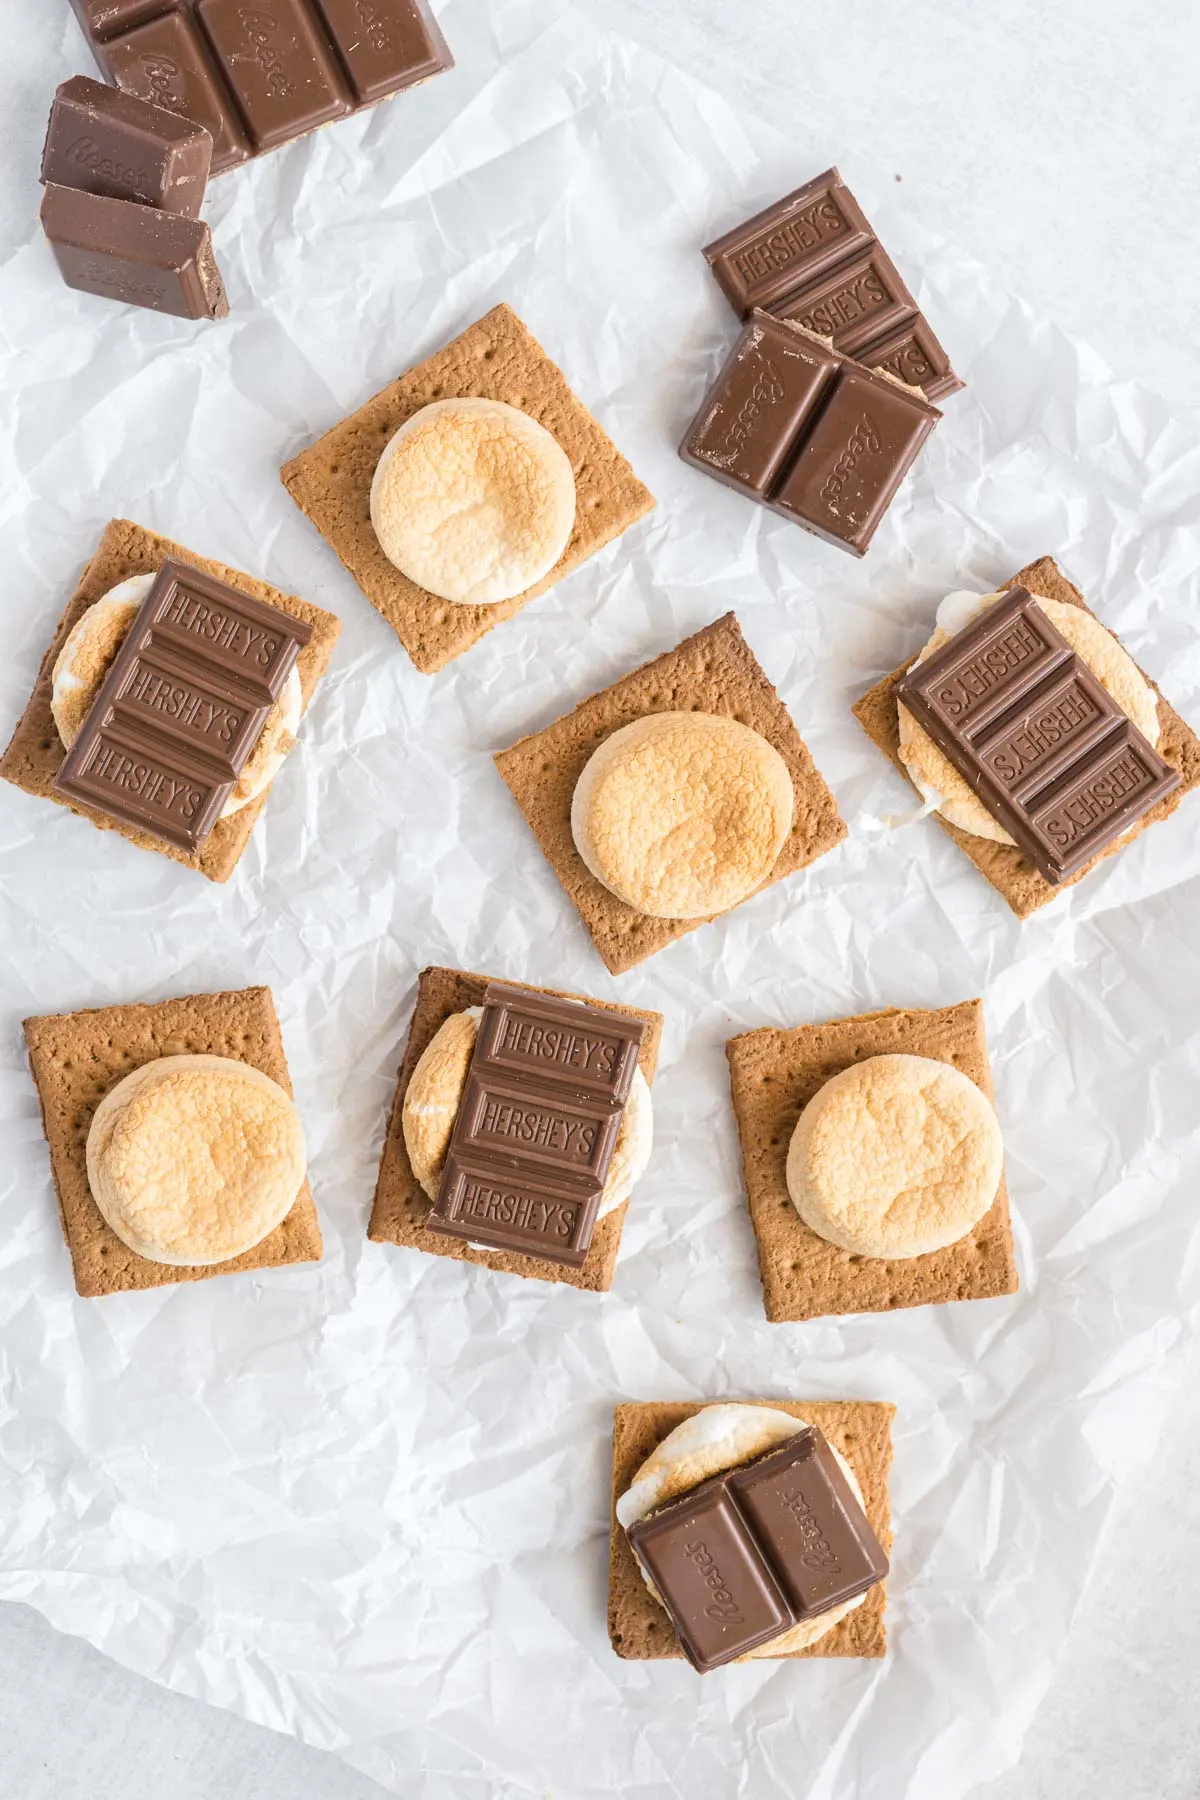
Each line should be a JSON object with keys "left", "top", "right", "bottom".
{"left": 494, "top": 613, "right": 846, "bottom": 975}
{"left": 726, "top": 999, "right": 1018, "bottom": 1323}
{"left": 681, "top": 312, "right": 940, "bottom": 556}
{"left": 0, "top": 518, "right": 341, "bottom": 881}
{"left": 852, "top": 554, "right": 1200, "bottom": 916}
{"left": 608, "top": 1400, "right": 894, "bottom": 1663}
{"left": 368, "top": 967, "right": 662, "bottom": 1292}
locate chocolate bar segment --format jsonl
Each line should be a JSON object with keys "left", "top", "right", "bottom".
{"left": 54, "top": 559, "right": 311, "bottom": 850}
{"left": 41, "top": 76, "right": 213, "bottom": 216}
{"left": 681, "top": 312, "right": 939, "bottom": 557}
{"left": 625, "top": 1424, "right": 888, "bottom": 1672}
{"left": 474, "top": 983, "right": 645, "bottom": 1104}
{"left": 704, "top": 168, "right": 963, "bottom": 402}
{"left": 40, "top": 183, "right": 228, "bottom": 319}
{"left": 727, "top": 1429, "right": 889, "bottom": 1618}
{"left": 771, "top": 361, "right": 939, "bottom": 554}
{"left": 77, "top": 1, "right": 453, "bottom": 172}
{"left": 625, "top": 1480, "right": 792, "bottom": 1672}
{"left": 96, "top": 6, "right": 253, "bottom": 173}
{"left": 309, "top": 0, "right": 452, "bottom": 104}
{"left": 146, "top": 562, "right": 312, "bottom": 704}
{"left": 896, "top": 588, "right": 1181, "bottom": 883}
{"left": 196, "top": 0, "right": 352, "bottom": 152}
{"left": 426, "top": 983, "right": 646, "bottom": 1267}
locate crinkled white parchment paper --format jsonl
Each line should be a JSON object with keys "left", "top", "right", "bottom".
{"left": 2, "top": 3, "right": 1200, "bottom": 1797}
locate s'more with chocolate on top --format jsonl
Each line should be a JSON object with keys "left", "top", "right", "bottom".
{"left": 727, "top": 998, "right": 1017, "bottom": 1322}
{"left": 0, "top": 520, "right": 340, "bottom": 881}
{"left": 24, "top": 985, "right": 320, "bottom": 1298}
{"left": 854, "top": 556, "right": 1200, "bottom": 915}
{"left": 494, "top": 614, "right": 845, "bottom": 974}
{"left": 610, "top": 1401, "right": 893, "bottom": 1668}
{"left": 280, "top": 304, "right": 654, "bottom": 672}
{"left": 369, "top": 968, "right": 662, "bottom": 1292}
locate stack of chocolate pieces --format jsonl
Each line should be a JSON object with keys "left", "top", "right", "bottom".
{"left": 39, "top": 75, "right": 227, "bottom": 319}
{"left": 682, "top": 167, "right": 963, "bottom": 555}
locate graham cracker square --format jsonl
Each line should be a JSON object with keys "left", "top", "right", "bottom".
{"left": 494, "top": 613, "right": 847, "bottom": 975}
{"left": 368, "top": 965, "right": 663, "bottom": 1292}
{"left": 608, "top": 1399, "right": 895, "bottom": 1662}
{"left": 279, "top": 303, "right": 655, "bottom": 674}
{"left": 23, "top": 986, "right": 322, "bottom": 1299}
{"left": 852, "top": 554, "right": 1200, "bottom": 917}
{"left": 726, "top": 999, "right": 1017, "bottom": 1323}
{"left": 0, "top": 518, "right": 342, "bottom": 884}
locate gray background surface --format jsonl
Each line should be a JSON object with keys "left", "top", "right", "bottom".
{"left": 3, "top": 0, "right": 1199, "bottom": 1795}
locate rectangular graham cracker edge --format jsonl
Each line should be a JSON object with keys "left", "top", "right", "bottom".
{"left": 493, "top": 612, "right": 848, "bottom": 976}
{"left": 0, "top": 518, "right": 342, "bottom": 884}
{"left": 852, "top": 554, "right": 1200, "bottom": 918}
{"left": 279, "top": 303, "right": 656, "bottom": 674}
{"left": 726, "top": 999, "right": 1018, "bottom": 1323}
{"left": 23, "top": 985, "right": 322, "bottom": 1298}
{"left": 367, "top": 965, "right": 664, "bottom": 1292}
{"left": 608, "top": 1399, "right": 895, "bottom": 1662}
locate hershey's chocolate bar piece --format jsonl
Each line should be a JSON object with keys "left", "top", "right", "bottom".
{"left": 96, "top": 6, "right": 253, "bottom": 173}
{"left": 681, "top": 311, "right": 939, "bottom": 556}
{"left": 426, "top": 983, "right": 646, "bottom": 1266}
{"left": 896, "top": 587, "right": 1181, "bottom": 883}
{"left": 196, "top": 0, "right": 352, "bottom": 152}
{"left": 41, "top": 75, "right": 213, "bottom": 216}
{"left": 54, "top": 559, "right": 311, "bottom": 850}
{"left": 40, "top": 182, "right": 228, "bottom": 319}
{"left": 626, "top": 1425, "right": 888, "bottom": 1672}
{"left": 473, "top": 982, "right": 646, "bottom": 1104}
{"left": 704, "top": 168, "right": 963, "bottom": 403}
{"left": 626, "top": 1480, "right": 792, "bottom": 1672}
{"left": 145, "top": 561, "right": 312, "bottom": 703}
{"left": 425, "top": 1157, "right": 604, "bottom": 1267}
{"left": 726, "top": 1429, "right": 889, "bottom": 1619}
{"left": 77, "top": 0, "right": 453, "bottom": 172}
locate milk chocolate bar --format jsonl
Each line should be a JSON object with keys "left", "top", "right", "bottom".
{"left": 681, "top": 310, "right": 939, "bottom": 556}
{"left": 40, "top": 183, "right": 228, "bottom": 318}
{"left": 625, "top": 1426, "right": 888, "bottom": 1672}
{"left": 41, "top": 76, "right": 213, "bottom": 216}
{"left": 53, "top": 559, "right": 312, "bottom": 850}
{"left": 895, "top": 587, "right": 1181, "bottom": 882}
{"left": 426, "top": 983, "right": 646, "bottom": 1266}
{"left": 71, "top": 0, "right": 453, "bottom": 174}
{"left": 704, "top": 168, "right": 963, "bottom": 402}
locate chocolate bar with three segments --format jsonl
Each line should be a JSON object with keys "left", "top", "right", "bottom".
{"left": 895, "top": 586, "right": 1181, "bottom": 883}
{"left": 681, "top": 310, "right": 940, "bottom": 555}
{"left": 41, "top": 75, "right": 213, "bottom": 215}
{"left": 704, "top": 167, "right": 963, "bottom": 402}
{"left": 53, "top": 559, "right": 311, "bottom": 850}
{"left": 625, "top": 1425, "right": 888, "bottom": 1672}
{"left": 70, "top": 0, "right": 453, "bottom": 175}
{"left": 426, "top": 983, "right": 647, "bottom": 1266}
